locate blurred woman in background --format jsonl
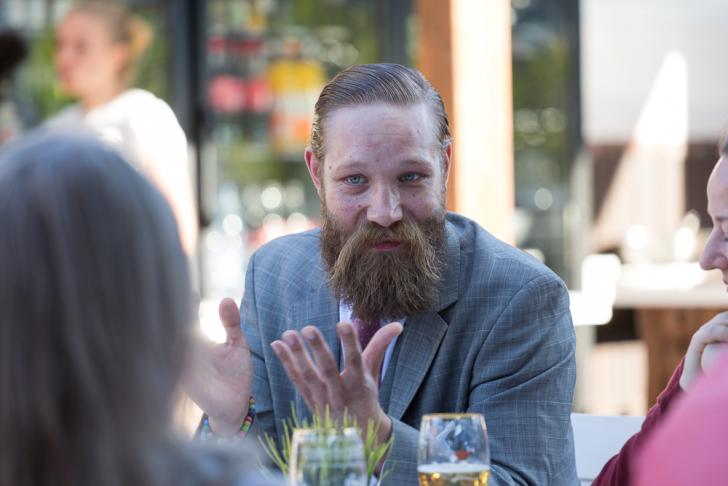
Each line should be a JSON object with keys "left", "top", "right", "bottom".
{"left": 46, "top": 1, "right": 197, "bottom": 254}
{"left": 0, "top": 132, "right": 276, "bottom": 486}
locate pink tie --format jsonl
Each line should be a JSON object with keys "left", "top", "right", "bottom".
{"left": 352, "top": 318, "right": 380, "bottom": 350}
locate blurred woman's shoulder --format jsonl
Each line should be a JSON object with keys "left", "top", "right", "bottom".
{"left": 44, "top": 103, "right": 84, "bottom": 127}
{"left": 115, "top": 88, "right": 167, "bottom": 106}
{"left": 92, "top": 88, "right": 173, "bottom": 122}
{"left": 42, "top": 89, "right": 169, "bottom": 128}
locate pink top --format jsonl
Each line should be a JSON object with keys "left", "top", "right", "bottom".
{"left": 591, "top": 359, "right": 685, "bottom": 486}
{"left": 634, "top": 350, "right": 728, "bottom": 485}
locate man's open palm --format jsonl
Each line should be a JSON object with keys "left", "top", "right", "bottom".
{"left": 185, "top": 298, "right": 253, "bottom": 435}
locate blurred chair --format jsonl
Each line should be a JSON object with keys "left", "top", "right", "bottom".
{"left": 570, "top": 254, "right": 622, "bottom": 412}
{"left": 571, "top": 413, "right": 644, "bottom": 485}
{"left": 570, "top": 253, "right": 621, "bottom": 326}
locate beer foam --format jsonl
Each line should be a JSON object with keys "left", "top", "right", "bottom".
{"left": 417, "top": 463, "right": 490, "bottom": 474}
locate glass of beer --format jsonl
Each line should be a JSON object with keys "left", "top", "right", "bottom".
{"left": 418, "top": 413, "right": 490, "bottom": 486}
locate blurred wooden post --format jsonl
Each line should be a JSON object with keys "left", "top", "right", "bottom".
{"left": 636, "top": 308, "right": 720, "bottom": 406}
{"left": 417, "top": 0, "right": 514, "bottom": 243}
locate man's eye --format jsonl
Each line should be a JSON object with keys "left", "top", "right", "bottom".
{"left": 345, "top": 175, "right": 365, "bottom": 185}
{"left": 400, "top": 173, "right": 420, "bottom": 183}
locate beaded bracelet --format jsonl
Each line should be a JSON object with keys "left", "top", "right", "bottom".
{"left": 200, "top": 396, "right": 255, "bottom": 443}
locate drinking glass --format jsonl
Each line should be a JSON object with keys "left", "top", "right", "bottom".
{"left": 289, "top": 427, "right": 367, "bottom": 486}
{"left": 418, "top": 413, "right": 490, "bottom": 486}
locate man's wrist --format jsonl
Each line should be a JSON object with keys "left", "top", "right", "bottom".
{"left": 208, "top": 416, "right": 245, "bottom": 436}
{"left": 204, "top": 397, "right": 255, "bottom": 438}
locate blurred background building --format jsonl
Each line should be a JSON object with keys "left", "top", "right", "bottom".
{"left": 2, "top": 0, "right": 728, "bottom": 416}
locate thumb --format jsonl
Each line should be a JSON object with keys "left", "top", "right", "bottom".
{"left": 218, "top": 297, "right": 245, "bottom": 347}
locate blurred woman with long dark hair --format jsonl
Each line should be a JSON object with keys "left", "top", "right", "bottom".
{"left": 0, "top": 132, "right": 275, "bottom": 486}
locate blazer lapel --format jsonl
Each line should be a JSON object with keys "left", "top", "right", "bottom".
{"left": 386, "top": 312, "right": 448, "bottom": 420}
{"left": 386, "top": 219, "right": 461, "bottom": 420}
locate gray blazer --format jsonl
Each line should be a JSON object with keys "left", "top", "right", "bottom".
{"left": 243, "top": 213, "right": 577, "bottom": 485}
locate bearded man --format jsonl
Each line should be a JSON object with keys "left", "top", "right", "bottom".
{"left": 188, "top": 64, "right": 578, "bottom": 485}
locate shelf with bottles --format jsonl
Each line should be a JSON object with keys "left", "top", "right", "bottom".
{"left": 204, "top": 78, "right": 267, "bottom": 119}
{"left": 207, "top": 0, "right": 270, "bottom": 37}
{"left": 206, "top": 32, "right": 267, "bottom": 74}
{"left": 207, "top": 47, "right": 325, "bottom": 164}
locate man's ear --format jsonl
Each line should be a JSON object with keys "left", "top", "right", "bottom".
{"left": 441, "top": 142, "right": 453, "bottom": 185}
{"left": 304, "top": 146, "right": 322, "bottom": 195}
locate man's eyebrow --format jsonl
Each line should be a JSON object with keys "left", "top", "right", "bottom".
{"left": 333, "top": 159, "right": 433, "bottom": 172}
{"left": 400, "top": 159, "right": 432, "bottom": 169}
{"left": 716, "top": 216, "right": 728, "bottom": 223}
{"left": 332, "top": 160, "right": 367, "bottom": 172}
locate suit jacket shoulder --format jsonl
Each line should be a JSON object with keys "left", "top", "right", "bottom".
{"left": 249, "top": 228, "right": 327, "bottom": 298}
{"left": 445, "top": 212, "right": 567, "bottom": 309}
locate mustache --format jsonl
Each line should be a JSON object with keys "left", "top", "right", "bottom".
{"left": 346, "top": 221, "right": 414, "bottom": 245}
{"left": 335, "top": 219, "right": 424, "bottom": 265}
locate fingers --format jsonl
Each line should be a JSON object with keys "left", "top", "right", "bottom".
{"left": 271, "top": 334, "right": 321, "bottom": 412}
{"left": 302, "top": 326, "right": 345, "bottom": 411}
{"left": 338, "top": 321, "right": 364, "bottom": 375}
{"left": 272, "top": 329, "right": 344, "bottom": 414}
{"left": 702, "top": 342, "right": 728, "bottom": 372}
{"left": 692, "top": 316, "right": 728, "bottom": 369}
{"left": 698, "top": 314, "right": 728, "bottom": 343}
{"left": 218, "top": 298, "right": 244, "bottom": 347}
{"left": 688, "top": 314, "right": 728, "bottom": 355}
{"left": 361, "top": 322, "right": 403, "bottom": 377}
{"left": 271, "top": 322, "right": 402, "bottom": 416}
{"left": 701, "top": 326, "right": 728, "bottom": 348}
{"left": 682, "top": 312, "right": 728, "bottom": 390}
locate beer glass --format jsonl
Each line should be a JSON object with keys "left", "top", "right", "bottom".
{"left": 289, "top": 427, "right": 367, "bottom": 486}
{"left": 418, "top": 413, "right": 490, "bottom": 486}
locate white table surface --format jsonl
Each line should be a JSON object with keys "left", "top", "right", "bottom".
{"left": 613, "top": 262, "right": 727, "bottom": 309}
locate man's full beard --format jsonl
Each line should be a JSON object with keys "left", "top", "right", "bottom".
{"left": 320, "top": 208, "right": 447, "bottom": 323}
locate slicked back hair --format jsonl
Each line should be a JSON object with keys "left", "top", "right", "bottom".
{"left": 310, "top": 63, "right": 451, "bottom": 166}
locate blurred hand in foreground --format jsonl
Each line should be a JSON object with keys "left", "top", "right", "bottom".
{"left": 185, "top": 298, "right": 252, "bottom": 435}
{"left": 680, "top": 311, "right": 728, "bottom": 390}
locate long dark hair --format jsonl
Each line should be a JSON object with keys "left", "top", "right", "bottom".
{"left": 0, "top": 131, "right": 192, "bottom": 486}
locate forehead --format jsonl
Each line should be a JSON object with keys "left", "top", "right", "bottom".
{"left": 58, "top": 11, "right": 110, "bottom": 39}
{"left": 324, "top": 103, "right": 439, "bottom": 167}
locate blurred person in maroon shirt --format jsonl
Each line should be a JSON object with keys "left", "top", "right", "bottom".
{"left": 593, "top": 133, "right": 728, "bottom": 486}
{"left": 631, "top": 137, "right": 728, "bottom": 486}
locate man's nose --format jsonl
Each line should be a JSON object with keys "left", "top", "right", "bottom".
{"left": 366, "top": 186, "right": 402, "bottom": 228}
{"left": 700, "top": 232, "right": 728, "bottom": 271}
